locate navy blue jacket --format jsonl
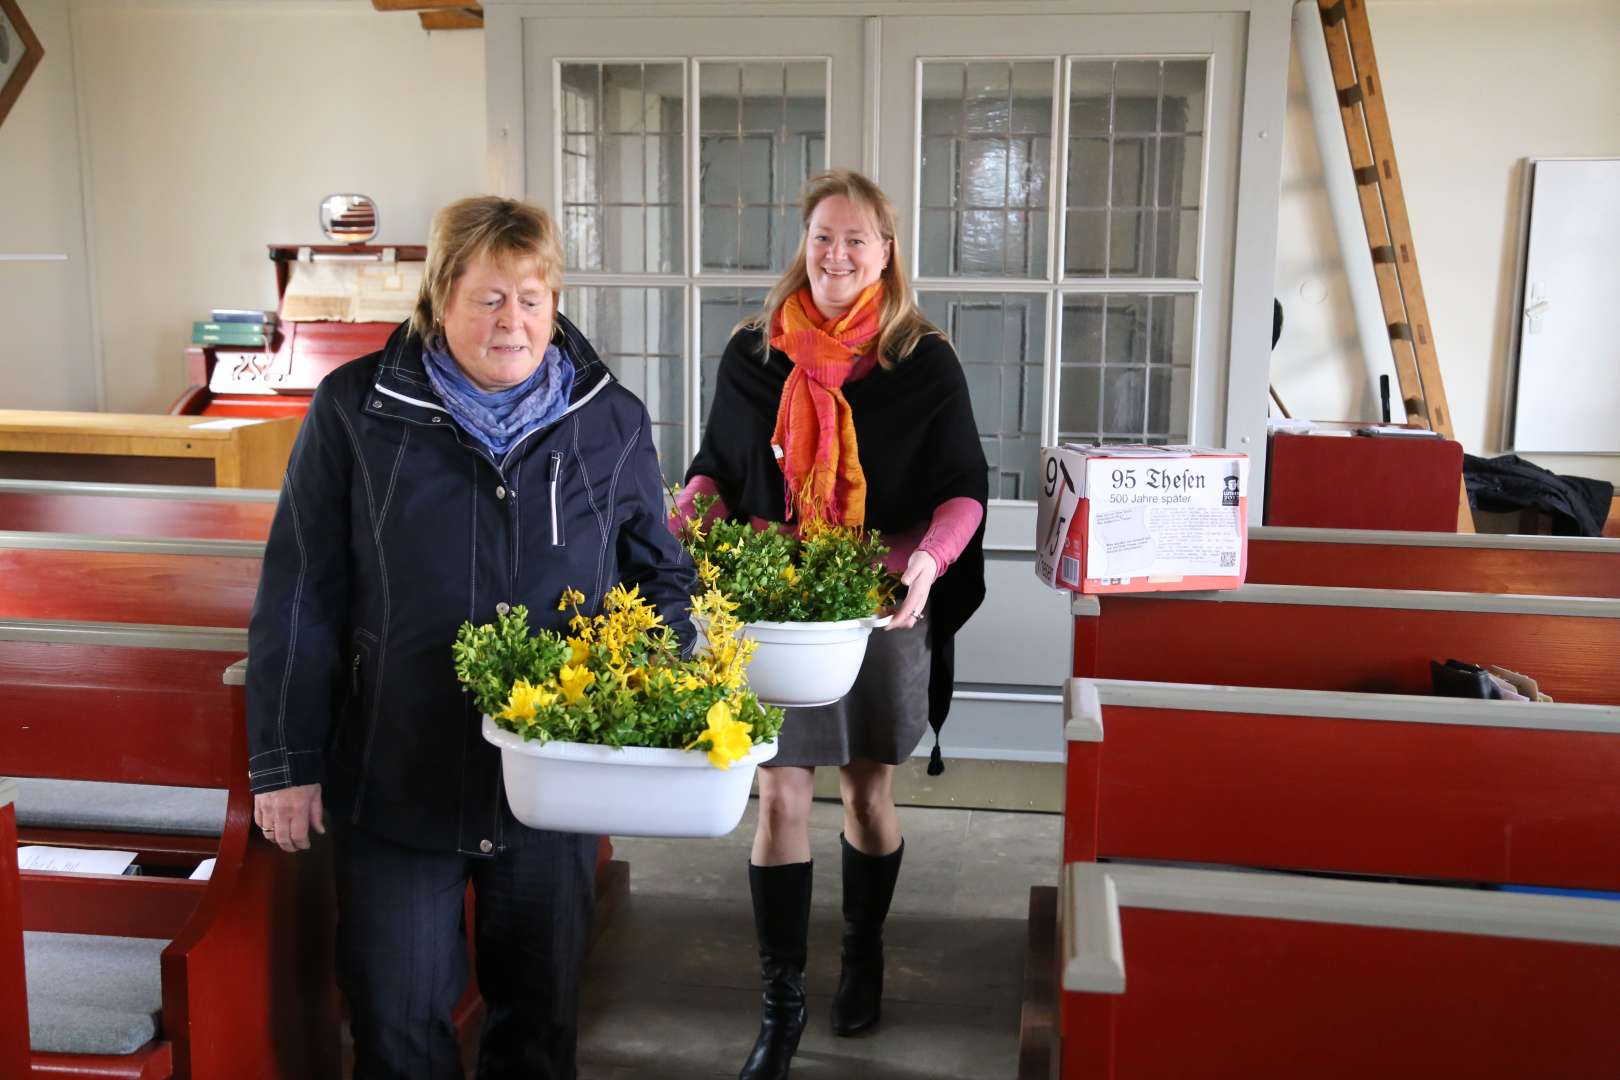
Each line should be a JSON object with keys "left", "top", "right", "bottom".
{"left": 245, "top": 316, "right": 696, "bottom": 856}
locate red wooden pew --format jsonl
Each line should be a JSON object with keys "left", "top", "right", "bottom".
{"left": 0, "top": 533, "right": 261, "bottom": 629}
{"left": 0, "top": 480, "right": 276, "bottom": 541}
{"left": 1247, "top": 525, "right": 1620, "bottom": 597}
{"left": 1072, "top": 584, "right": 1620, "bottom": 704}
{"left": 1, "top": 779, "right": 28, "bottom": 1078}
{"left": 1062, "top": 678, "right": 1620, "bottom": 890}
{"left": 1059, "top": 862, "right": 1620, "bottom": 1080}
{"left": 3, "top": 619, "right": 339, "bottom": 1079}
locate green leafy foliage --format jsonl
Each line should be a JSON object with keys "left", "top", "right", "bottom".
{"left": 676, "top": 495, "right": 897, "bottom": 623}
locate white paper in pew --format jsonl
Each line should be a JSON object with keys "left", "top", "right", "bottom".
{"left": 18, "top": 846, "right": 137, "bottom": 875}
{"left": 189, "top": 858, "right": 217, "bottom": 881}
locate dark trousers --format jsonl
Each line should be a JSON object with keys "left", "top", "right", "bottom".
{"left": 331, "top": 818, "right": 598, "bottom": 1080}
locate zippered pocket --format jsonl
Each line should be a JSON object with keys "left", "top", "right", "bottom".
{"left": 548, "top": 451, "right": 566, "bottom": 547}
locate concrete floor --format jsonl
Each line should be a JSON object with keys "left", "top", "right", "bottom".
{"left": 576, "top": 798, "right": 1062, "bottom": 1080}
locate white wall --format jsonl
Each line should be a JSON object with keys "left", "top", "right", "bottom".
{"left": 1271, "top": 0, "right": 1620, "bottom": 483}
{"left": 1, "top": 0, "right": 486, "bottom": 415}
{"left": 0, "top": 0, "right": 97, "bottom": 411}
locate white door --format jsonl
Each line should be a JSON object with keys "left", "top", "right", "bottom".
{"left": 512, "top": 10, "right": 1251, "bottom": 763}
{"left": 878, "top": 14, "right": 1246, "bottom": 760}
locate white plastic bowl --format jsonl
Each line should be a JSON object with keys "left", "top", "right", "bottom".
{"left": 482, "top": 715, "right": 779, "bottom": 837}
{"left": 700, "top": 614, "right": 891, "bottom": 708}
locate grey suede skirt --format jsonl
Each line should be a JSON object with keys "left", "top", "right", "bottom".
{"left": 764, "top": 613, "right": 932, "bottom": 769}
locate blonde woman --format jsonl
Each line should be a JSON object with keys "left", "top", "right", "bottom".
{"left": 677, "top": 170, "right": 988, "bottom": 1079}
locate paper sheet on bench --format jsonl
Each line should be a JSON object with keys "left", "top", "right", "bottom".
{"left": 19, "top": 846, "right": 137, "bottom": 875}
{"left": 190, "top": 858, "right": 216, "bottom": 881}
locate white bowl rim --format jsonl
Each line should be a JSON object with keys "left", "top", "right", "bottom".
{"left": 481, "top": 714, "right": 779, "bottom": 769}
{"left": 694, "top": 612, "right": 893, "bottom": 632}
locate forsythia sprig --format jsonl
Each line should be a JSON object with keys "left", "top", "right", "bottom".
{"left": 674, "top": 494, "right": 897, "bottom": 623}
{"left": 453, "top": 584, "right": 782, "bottom": 769}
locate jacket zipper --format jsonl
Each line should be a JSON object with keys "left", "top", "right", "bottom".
{"left": 549, "top": 451, "right": 564, "bottom": 546}
{"left": 351, "top": 650, "right": 363, "bottom": 697}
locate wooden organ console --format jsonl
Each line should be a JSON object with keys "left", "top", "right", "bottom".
{"left": 169, "top": 244, "right": 426, "bottom": 421}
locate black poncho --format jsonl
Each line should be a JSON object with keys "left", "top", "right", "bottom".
{"left": 688, "top": 327, "right": 989, "bottom": 766}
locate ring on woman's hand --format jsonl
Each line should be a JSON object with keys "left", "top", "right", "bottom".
{"left": 262, "top": 826, "right": 275, "bottom": 835}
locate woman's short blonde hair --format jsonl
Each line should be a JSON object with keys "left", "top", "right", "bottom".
{"left": 748, "top": 169, "right": 939, "bottom": 367}
{"left": 411, "top": 196, "right": 565, "bottom": 340}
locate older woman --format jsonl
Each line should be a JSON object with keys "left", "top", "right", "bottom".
{"left": 679, "top": 169, "right": 988, "bottom": 1080}
{"left": 248, "top": 196, "right": 695, "bottom": 1079}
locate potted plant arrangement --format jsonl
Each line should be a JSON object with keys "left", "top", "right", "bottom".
{"left": 453, "top": 583, "right": 783, "bottom": 838}
{"left": 674, "top": 497, "right": 897, "bottom": 708}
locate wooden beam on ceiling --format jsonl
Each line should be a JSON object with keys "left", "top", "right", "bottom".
{"left": 419, "top": 7, "right": 483, "bottom": 30}
{"left": 372, "top": 0, "right": 470, "bottom": 12}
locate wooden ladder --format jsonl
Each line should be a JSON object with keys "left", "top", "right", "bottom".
{"left": 1317, "top": 0, "right": 1473, "bottom": 530}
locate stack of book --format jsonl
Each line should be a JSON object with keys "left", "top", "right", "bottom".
{"left": 193, "top": 309, "right": 278, "bottom": 347}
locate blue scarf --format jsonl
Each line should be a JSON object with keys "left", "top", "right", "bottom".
{"left": 422, "top": 339, "right": 575, "bottom": 456}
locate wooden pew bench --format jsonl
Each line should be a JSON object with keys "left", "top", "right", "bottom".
{"left": 2, "top": 779, "right": 28, "bottom": 1077}
{"left": 2, "top": 620, "right": 339, "bottom": 1079}
{"left": 2, "top": 532, "right": 627, "bottom": 1066}
{"left": 1071, "top": 584, "right": 1620, "bottom": 704}
{"left": 0, "top": 479, "right": 276, "bottom": 541}
{"left": 1061, "top": 678, "right": 1620, "bottom": 889}
{"left": 1248, "top": 525, "right": 1620, "bottom": 597}
{"left": 1059, "top": 862, "right": 1620, "bottom": 1079}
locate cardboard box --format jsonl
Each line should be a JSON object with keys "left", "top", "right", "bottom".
{"left": 1034, "top": 444, "right": 1250, "bottom": 594}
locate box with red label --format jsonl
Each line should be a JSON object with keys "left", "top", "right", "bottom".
{"left": 1034, "top": 444, "right": 1250, "bottom": 594}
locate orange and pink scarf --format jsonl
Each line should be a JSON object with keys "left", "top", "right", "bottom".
{"left": 769, "top": 283, "right": 884, "bottom": 526}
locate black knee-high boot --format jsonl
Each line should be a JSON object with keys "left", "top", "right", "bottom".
{"left": 739, "top": 861, "right": 813, "bottom": 1080}
{"left": 831, "top": 834, "right": 903, "bottom": 1037}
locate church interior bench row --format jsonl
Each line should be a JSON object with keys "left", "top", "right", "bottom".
{"left": 1057, "top": 862, "right": 1620, "bottom": 1080}
{"left": 1, "top": 621, "right": 339, "bottom": 1079}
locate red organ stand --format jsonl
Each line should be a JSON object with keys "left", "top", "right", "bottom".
{"left": 170, "top": 245, "right": 426, "bottom": 422}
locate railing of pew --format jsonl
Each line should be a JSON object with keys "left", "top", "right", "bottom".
{"left": 2, "top": 618, "right": 340, "bottom": 1079}
{"left": 1059, "top": 862, "right": 1620, "bottom": 1079}
{"left": 0, "top": 479, "right": 277, "bottom": 541}
{"left": 1063, "top": 678, "right": 1620, "bottom": 891}
{"left": 1246, "top": 525, "right": 1620, "bottom": 598}
{"left": 1070, "top": 584, "right": 1620, "bottom": 705}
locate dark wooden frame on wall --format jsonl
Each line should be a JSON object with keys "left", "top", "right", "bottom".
{"left": 0, "top": 0, "right": 44, "bottom": 129}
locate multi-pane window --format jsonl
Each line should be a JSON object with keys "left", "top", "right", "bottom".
{"left": 1056, "top": 294, "right": 1194, "bottom": 445}
{"left": 918, "top": 61, "right": 1053, "bottom": 279}
{"left": 559, "top": 63, "right": 685, "bottom": 274}
{"left": 1064, "top": 59, "right": 1206, "bottom": 279}
{"left": 698, "top": 288, "right": 770, "bottom": 421}
{"left": 918, "top": 292, "right": 1046, "bottom": 500}
{"left": 914, "top": 55, "right": 1208, "bottom": 500}
{"left": 558, "top": 59, "right": 827, "bottom": 481}
{"left": 562, "top": 286, "right": 685, "bottom": 473}
{"left": 699, "top": 62, "right": 827, "bottom": 272}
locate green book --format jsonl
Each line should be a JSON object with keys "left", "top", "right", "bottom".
{"left": 193, "top": 322, "right": 272, "bottom": 346}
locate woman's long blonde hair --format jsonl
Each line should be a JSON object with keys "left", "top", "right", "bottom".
{"left": 745, "top": 169, "right": 938, "bottom": 368}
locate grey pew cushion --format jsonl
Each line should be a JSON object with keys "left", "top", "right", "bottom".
{"left": 14, "top": 778, "right": 226, "bottom": 837}
{"left": 24, "top": 932, "right": 166, "bottom": 1055}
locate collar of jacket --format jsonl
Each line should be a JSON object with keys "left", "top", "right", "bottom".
{"left": 366, "top": 313, "right": 614, "bottom": 428}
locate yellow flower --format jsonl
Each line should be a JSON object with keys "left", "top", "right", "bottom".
{"left": 497, "top": 678, "right": 558, "bottom": 723}
{"left": 566, "top": 636, "right": 590, "bottom": 665}
{"left": 558, "top": 663, "right": 596, "bottom": 705}
{"left": 557, "top": 587, "right": 586, "bottom": 612}
{"left": 684, "top": 700, "right": 755, "bottom": 769}
{"left": 780, "top": 564, "right": 799, "bottom": 585}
